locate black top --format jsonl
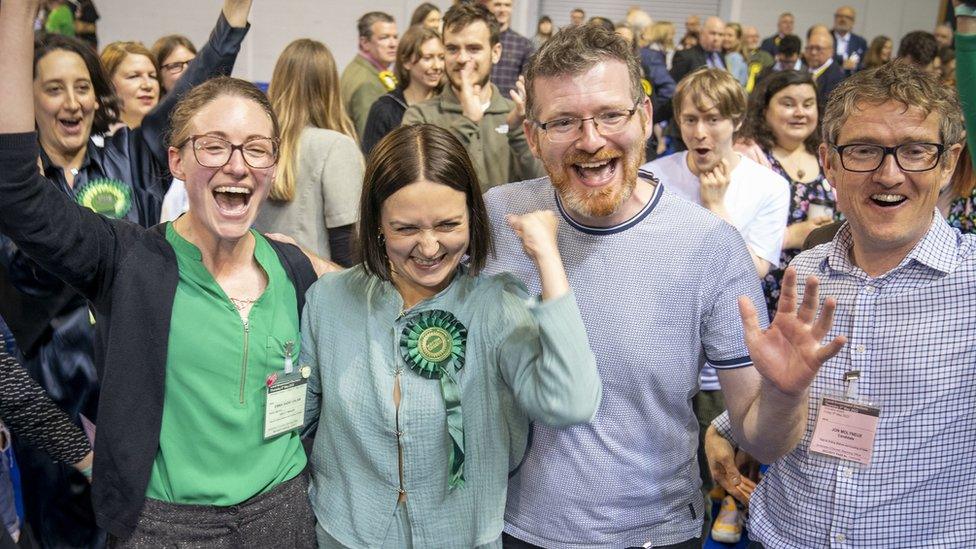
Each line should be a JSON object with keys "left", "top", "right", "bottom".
{"left": 75, "top": 0, "right": 99, "bottom": 49}
{"left": 0, "top": 132, "right": 318, "bottom": 537}
{"left": 361, "top": 87, "right": 408, "bottom": 156}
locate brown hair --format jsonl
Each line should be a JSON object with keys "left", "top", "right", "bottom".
{"left": 862, "top": 35, "right": 891, "bottom": 71}
{"left": 524, "top": 23, "right": 644, "bottom": 119}
{"left": 443, "top": 3, "right": 500, "bottom": 47}
{"left": 168, "top": 76, "right": 280, "bottom": 149}
{"left": 395, "top": 25, "right": 443, "bottom": 90}
{"left": 673, "top": 67, "right": 748, "bottom": 126}
{"left": 409, "top": 3, "right": 440, "bottom": 27}
{"left": 34, "top": 34, "right": 120, "bottom": 134}
{"left": 741, "top": 70, "right": 821, "bottom": 154}
{"left": 949, "top": 144, "right": 975, "bottom": 201}
{"left": 821, "top": 60, "right": 964, "bottom": 162}
{"left": 151, "top": 34, "right": 196, "bottom": 68}
{"left": 267, "top": 39, "right": 356, "bottom": 202}
{"left": 100, "top": 41, "right": 159, "bottom": 80}
{"left": 359, "top": 124, "right": 494, "bottom": 280}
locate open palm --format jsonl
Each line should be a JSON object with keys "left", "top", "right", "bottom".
{"left": 739, "top": 267, "right": 847, "bottom": 396}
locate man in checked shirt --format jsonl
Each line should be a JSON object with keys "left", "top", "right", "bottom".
{"left": 707, "top": 59, "right": 971, "bottom": 548}
{"left": 487, "top": 0, "right": 534, "bottom": 98}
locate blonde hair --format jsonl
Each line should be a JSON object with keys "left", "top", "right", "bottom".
{"left": 100, "top": 41, "right": 158, "bottom": 80}
{"left": 267, "top": 39, "right": 356, "bottom": 202}
{"left": 644, "top": 21, "right": 675, "bottom": 50}
{"left": 673, "top": 67, "right": 747, "bottom": 125}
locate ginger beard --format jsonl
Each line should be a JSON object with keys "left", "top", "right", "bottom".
{"left": 547, "top": 139, "right": 644, "bottom": 218}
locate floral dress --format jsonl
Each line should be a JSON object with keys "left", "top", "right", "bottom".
{"left": 947, "top": 186, "right": 976, "bottom": 234}
{"left": 762, "top": 152, "right": 836, "bottom": 319}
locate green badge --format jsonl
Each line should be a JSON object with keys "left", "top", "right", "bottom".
{"left": 75, "top": 177, "right": 133, "bottom": 219}
{"left": 399, "top": 310, "right": 468, "bottom": 488}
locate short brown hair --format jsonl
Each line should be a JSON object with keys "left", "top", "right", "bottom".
{"left": 395, "top": 25, "right": 443, "bottom": 89}
{"left": 359, "top": 124, "right": 494, "bottom": 280}
{"left": 168, "top": 76, "right": 280, "bottom": 149}
{"left": 821, "top": 60, "right": 964, "bottom": 159}
{"left": 443, "top": 3, "right": 500, "bottom": 47}
{"left": 524, "top": 23, "right": 643, "bottom": 119}
{"left": 151, "top": 34, "right": 196, "bottom": 68}
{"left": 673, "top": 67, "right": 748, "bottom": 125}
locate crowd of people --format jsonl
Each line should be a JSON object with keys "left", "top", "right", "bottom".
{"left": 0, "top": 0, "right": 975, "bottom": 547}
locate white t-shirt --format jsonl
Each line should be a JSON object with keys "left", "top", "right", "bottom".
{"left": 642, "top": 151, "right": 789, "bottom": 391}
{"left": 641, "top": 152, "right": 789, "bottom": 267}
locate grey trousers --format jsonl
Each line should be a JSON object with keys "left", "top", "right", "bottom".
{"left": 109, "top": 472, "right": 316, "bottom": 548}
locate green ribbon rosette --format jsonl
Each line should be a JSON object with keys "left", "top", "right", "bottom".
{"left": 399, "top": 309, "right": 467, "bottom": 489}
{"left": 75, "top": 177, "right": 133, "bottom": 219}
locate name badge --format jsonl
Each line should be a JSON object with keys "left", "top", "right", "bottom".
{"left": 808, "top": 396, "right": 880, "bottom": 465}
{"left": 264, "top": 372, "right": 307, "bottom": 439}
{"left": 495, "top": 124, "right": 509, "bottom": 134}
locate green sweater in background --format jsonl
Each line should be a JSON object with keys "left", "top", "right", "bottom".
{"left": 45, "top": 4, "right": 75, "bottom": 37}
{"left": 146, "top": 226, "right": 306, "bottom": 504}
{"left": 402, "top": 84, "right": 543, "bottom": 191}
{"left": 957, "top": 32, "right": 976, "bottom": 169}
{"left": 300, "top": 266, "right": 601, "bottom": 547}
{"left": 341, "top": 55, "right": 390, "bottom": 139}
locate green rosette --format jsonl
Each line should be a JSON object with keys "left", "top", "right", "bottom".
{"left": 399, "top": 310, "right": 467, "bottom": 488}
{"left": 75, "top": 177, "right": 133, "bottom": 219}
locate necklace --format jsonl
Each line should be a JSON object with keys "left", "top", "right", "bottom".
{"left": 229, "top": 296, "right": 258, "bottom": 311}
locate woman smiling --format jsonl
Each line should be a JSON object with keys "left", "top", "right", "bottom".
{"left": 301, "top": 124, "right": 600, "bottom": 547}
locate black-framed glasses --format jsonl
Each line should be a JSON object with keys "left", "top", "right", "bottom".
{"left": 831, "top": 142, "right": 946, "bottom": 173}
{"left": 179, "top": 135, "right": 279, "bottom": 169}
{"left": 161, "top": 60, "right": 192, "bottom": 74}
{"left": 532, "top": 100, "right": 643, "bottom": 143}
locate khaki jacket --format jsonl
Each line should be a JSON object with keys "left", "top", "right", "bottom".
{"left": 340, "top": 55, "right": 390, "bottom": 138}
{"left": 401, "top": 84, "right": 543, "bottom": 191}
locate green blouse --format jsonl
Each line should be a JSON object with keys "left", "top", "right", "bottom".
{"left": 300, "top": 266, "right": 601, "bottom": 547}
{"left": 145, "top": 225, "right": 306, "bottom": 504}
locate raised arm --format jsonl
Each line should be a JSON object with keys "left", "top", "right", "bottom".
{"left": 0, "top": 0, "right": 125, "bottom": 300}
{"left": 497, "top": 211, "right": 601, "bottom": 426}
{"left": 0, "top": 0, "right": 37, "bottom": 134}
{"left": 138, "top": 0, "right": 253, "bottom": 168}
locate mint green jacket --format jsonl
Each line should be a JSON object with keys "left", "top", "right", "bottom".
{"left": 300, "top": 266, "right": 601, "bottom": 547}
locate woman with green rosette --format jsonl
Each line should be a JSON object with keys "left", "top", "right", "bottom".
{"left": 300, "top": 123, "right": 602, "bottom": 548}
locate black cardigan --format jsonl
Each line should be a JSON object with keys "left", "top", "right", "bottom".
{"left": 0, "top": 133, "right": 318, "bottom": 537}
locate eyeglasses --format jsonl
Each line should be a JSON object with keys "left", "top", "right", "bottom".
{"left": 831, "top": 142, "right": 946, "bottom": 173}
{"left": 179, "top": 135, "right": 279, "bottom": 169}
{"left": 533, "top": 100, "right": 643, "bottom": 143}
{"left": 161, "top": 60, "right": 192, "bottom": 74}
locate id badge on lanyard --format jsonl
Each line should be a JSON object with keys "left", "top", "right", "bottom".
{"left": 808, "top": 370, "right": 881, "bottom": 466}
{"left": 263, "top": 340, "right": 311, "bottom": 439}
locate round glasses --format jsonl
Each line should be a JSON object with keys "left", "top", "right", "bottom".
{"left": 831, "top": 142, "right": 946, "bottom": 173}
{"left": 532, "top": 101, "right": 642, "bottom": 143}
{"left": 179, "top": 135, "right": 279, "bottom": 169}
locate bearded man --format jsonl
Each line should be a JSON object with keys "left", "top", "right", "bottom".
{"left": 482, "top": 24, "right": 845, "bottom": 549}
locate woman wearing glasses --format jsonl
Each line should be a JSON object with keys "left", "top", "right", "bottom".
{"left": 152, "top": 34, "right": 197, "bottom": 95}
{"left": 0, "top": 1, "right": 252, "bottom": 545}
{"left": 0, "top": 0, "right": 331, "bottom": 545}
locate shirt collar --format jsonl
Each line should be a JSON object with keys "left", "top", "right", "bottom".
{"left": 440, "top": 83, "right": 508, "bottom": 114}
{"left": 824, "top": 211, "right": 959, "bottom": 276}
{"left": 38, "top": 138, "right": 98, "bottom": 178}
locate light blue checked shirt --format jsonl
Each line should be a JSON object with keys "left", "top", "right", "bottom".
{"left": 716, "top": 212, "right": 976, "bottom": 548}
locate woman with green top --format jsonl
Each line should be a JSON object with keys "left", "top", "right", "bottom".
{"left": 0, "top": 1, "right": 333, "bottom": 544}
{"left": 300, "top": 123, "right": 602, "bottom": 548}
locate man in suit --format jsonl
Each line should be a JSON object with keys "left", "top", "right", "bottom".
{"left": 832, "top": 6, "right": 867, "bottom": 74}
{"left": 671, "top": 16, "right": 725, "bottom": 84}
{"left": 805, "top": 27, "right": 845, "bottom": 104}
{"left": 760, "top": 12, "right": 794, "bottom": 56}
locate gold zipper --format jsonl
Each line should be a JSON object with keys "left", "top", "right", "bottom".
{"left": 239, "top": 318, "right": 250, "bottom": 404}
